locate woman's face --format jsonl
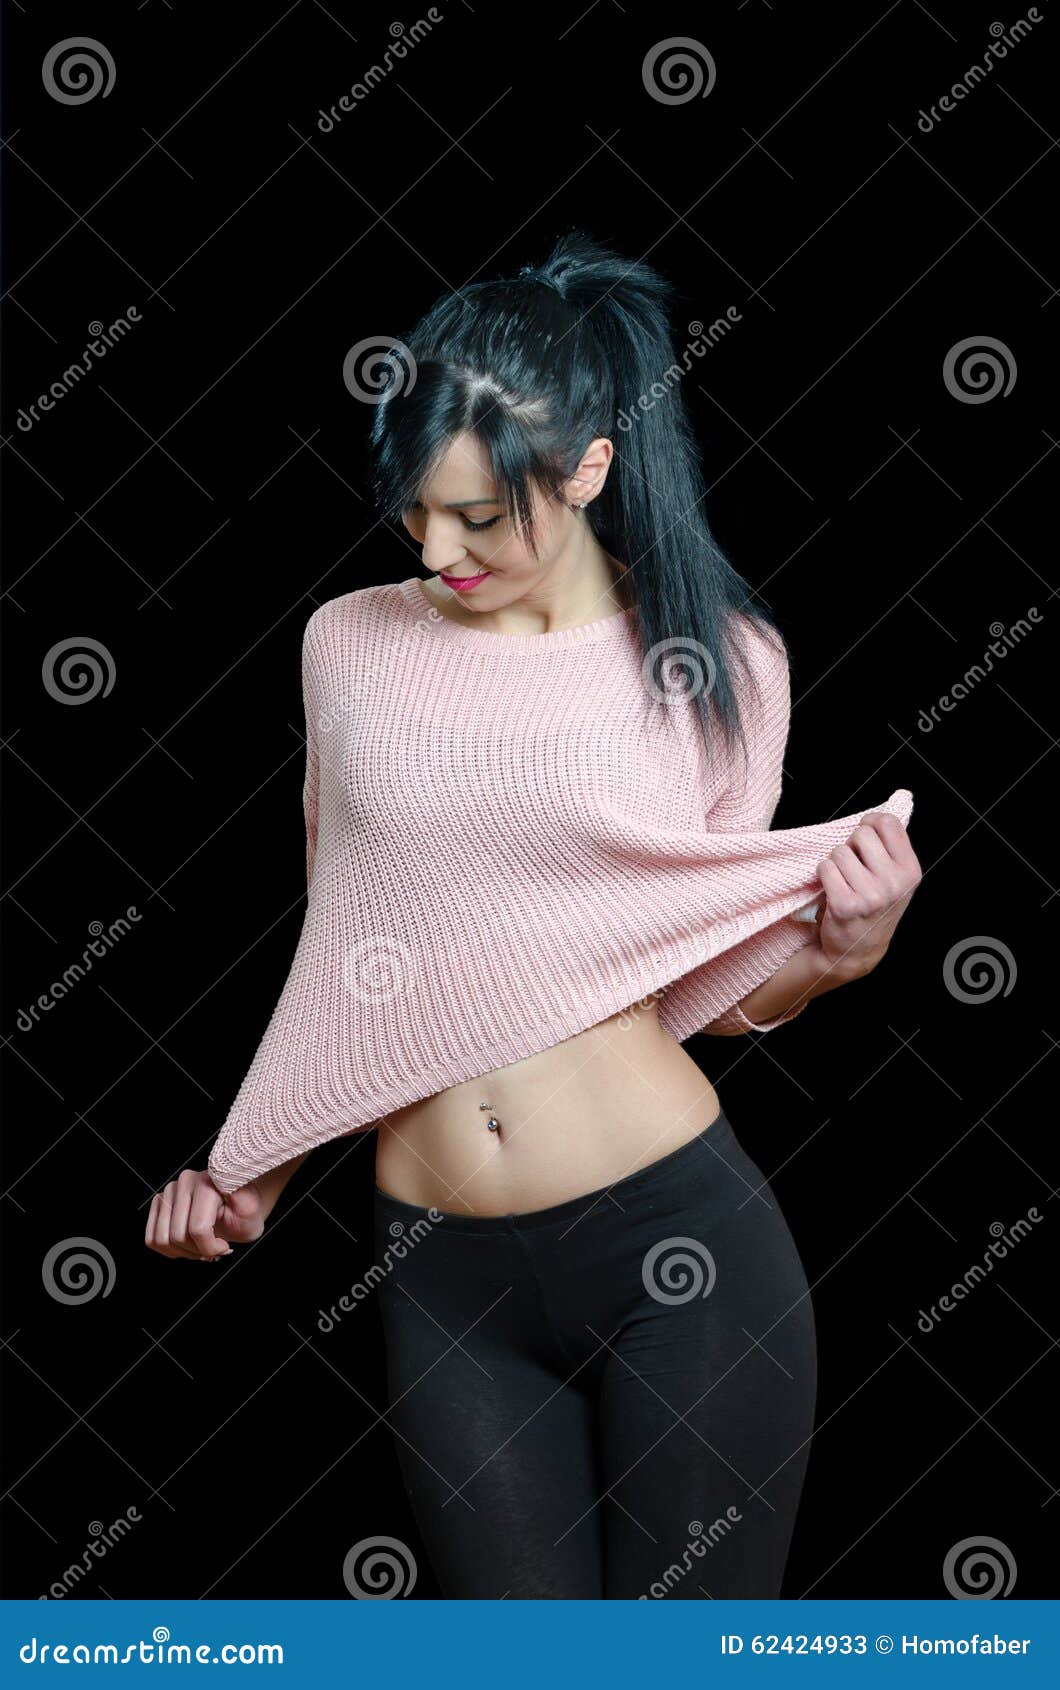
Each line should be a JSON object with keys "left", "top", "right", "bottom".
{"left": 400, "top": 431, "right": 583, "bottom": 608}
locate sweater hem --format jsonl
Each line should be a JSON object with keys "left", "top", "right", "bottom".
{"left": 207, "top": 788, "right": 914, "bottom": 1194}
{"left": 206, "top": 909, "right": 821, "bottom": 1194}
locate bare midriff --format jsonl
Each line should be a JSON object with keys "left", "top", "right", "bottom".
{"left": 371, "top": 996, "right": 723, "bottom": 1217}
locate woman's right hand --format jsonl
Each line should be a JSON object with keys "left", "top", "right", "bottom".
{"left": 145, "top": 1169, "right": 267, "bottom": 1262}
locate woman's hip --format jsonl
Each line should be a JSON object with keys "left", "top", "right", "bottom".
{"left": 372, "top": 1108, "right": 815, "bottom": 1367}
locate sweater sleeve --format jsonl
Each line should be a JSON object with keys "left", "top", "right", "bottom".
{"left": 698, "top": 620, "right": 814, "bottom": 1034}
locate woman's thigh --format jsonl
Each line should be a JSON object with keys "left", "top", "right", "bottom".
{"left": 586, "top": 1123, "right": 818, "bottom": 1598}
{"left": 596, "top": 1272, "right": 816, "bottom": 1598}
{"left": 372, "top": 1204, "right": 605, "bottom": 1598}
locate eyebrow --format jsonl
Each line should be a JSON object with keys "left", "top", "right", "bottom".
{"left": 411, "top": 496, "right": 501, "bottom": 509}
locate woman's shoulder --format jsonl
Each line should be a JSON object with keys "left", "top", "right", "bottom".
{"left": 724, "top": 607, "right": 791, "bottom": 697}
{"left": 304, "top": 579, "right": 410, "bottom": 649}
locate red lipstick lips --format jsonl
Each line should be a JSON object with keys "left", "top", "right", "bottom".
{"left": 440, "top": 570, "right": 490, "bottom": 593}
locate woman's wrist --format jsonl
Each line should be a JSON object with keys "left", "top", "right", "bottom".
{"left": 233, "top": 1151, "right": 309, "bottom": 1220}
{"left": 736, "top": 936, "right": 868, "bottom": 1027}
{"left": 802, "top": 936, "right": 890, "bottom": 996}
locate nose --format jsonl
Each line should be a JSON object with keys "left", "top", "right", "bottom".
{"left": 420, "top": 524, "right": 468, "bottom": 574}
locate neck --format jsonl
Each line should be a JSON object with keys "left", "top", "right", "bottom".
{"left": 427, "top": 543, "right": 630, "bottom": 637}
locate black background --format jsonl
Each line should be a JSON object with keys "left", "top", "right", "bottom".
{"left": 2, "top": 0, "right": 1057, "bottom": 1602}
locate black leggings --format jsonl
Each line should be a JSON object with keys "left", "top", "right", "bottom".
{"left": 372, "top": 1108, "right": 817, "bottom": 1599}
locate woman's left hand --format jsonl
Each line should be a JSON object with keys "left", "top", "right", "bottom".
{"left": 814, "top": 811, "right": 922, "bottom": 980}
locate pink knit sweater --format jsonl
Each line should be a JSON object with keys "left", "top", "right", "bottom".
{"left": 205, "top": 577, "right": 914, "bottom": 1193}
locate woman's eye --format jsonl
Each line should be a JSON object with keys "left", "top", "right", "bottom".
{"left": 404, "top": 505, "right": 502, "bottom": 533}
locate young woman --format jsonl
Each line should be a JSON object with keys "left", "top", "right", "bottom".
{"left": 145, "top": 232, "right": 921, "bottom": 1600}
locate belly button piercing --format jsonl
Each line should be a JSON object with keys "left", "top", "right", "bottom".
{"left": 479, "top": 1101, "right": 502, "bottom": 1134}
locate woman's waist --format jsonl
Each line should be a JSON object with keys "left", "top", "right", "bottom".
{"left": 372, "top": 1001, "right": 722, "bottom": 1217}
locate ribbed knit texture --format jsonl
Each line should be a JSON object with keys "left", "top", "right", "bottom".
{"left": 206, "top": 576, "right": 914, "bottom": 1193}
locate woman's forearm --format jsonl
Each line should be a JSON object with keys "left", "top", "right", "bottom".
{"left": 733, "top": 940, "right": 863, "bottom": 1029}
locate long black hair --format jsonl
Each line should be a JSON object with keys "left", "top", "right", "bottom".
{"left": 365, "top": 229, "right": 786, "bottom": 770}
